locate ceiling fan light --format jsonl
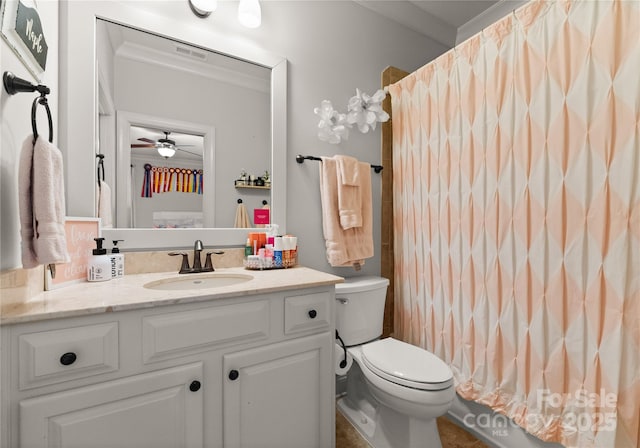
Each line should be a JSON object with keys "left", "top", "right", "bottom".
{"left": 157, "top": 143, "right": 176, "bottom": 158}
{"left": 238, "top": 0, "right": 261, "bottom": 28}
{"left": 189, "top": 0, "right": 217, "bottom": 18}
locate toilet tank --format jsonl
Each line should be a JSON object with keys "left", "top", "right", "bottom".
{"left": 335, "top": 276, "right": 389, "bottom": 346}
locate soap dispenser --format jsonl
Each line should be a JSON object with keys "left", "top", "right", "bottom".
{"left": 87, "top": 238, "right": 111, "bottom": 282}
{"left": 110, "top": 240, "right": 125, "bottom": 278}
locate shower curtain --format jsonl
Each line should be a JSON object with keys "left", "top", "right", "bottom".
{"left": 388, "top": 1, "right": 639, "bottom": 447}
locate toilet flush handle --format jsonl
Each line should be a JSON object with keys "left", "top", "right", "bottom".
{"left": 335, "top": 330, "right": 348, "bottom": 369}
{"left": 336, "top": 297, "right": 349, "bottom": 304}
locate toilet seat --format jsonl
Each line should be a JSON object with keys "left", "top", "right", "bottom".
{"left": 361, "top": 338, "right": 453, "bottom": 391}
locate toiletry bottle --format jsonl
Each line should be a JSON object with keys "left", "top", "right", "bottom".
{"left": 282, "top": 236, "right": 293, "bottom": 268}
{"left": 290, "top": 235, "right": 298, "bottom": 266}
{"left": 88, "top": 238, "right": 112, "bottom": 282}
{"left": 245, "top": 237, "right": 253, "bottom": 257}
{"left": 273, "top": 236, "right": 283, "bottom": 268}
{"left": 268, "top": 224, "right": 279, "bottom": 242}
{"left": 265, "top": 243, "right": 274, "bottom": 260}
{"left": 264, "top": 245, "right": 274, "bottom": 268}
{"left": 110, "top": 240, "right": 125, "bottom": 278}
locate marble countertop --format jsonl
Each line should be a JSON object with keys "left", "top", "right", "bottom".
{"left": 1, "top": 267, "right": 344, "bottom": 325}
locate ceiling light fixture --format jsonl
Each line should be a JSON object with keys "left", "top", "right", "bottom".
{"left": 157, "top": 142, "right": 176, "bottom": 158}
{"left": 238, "top": 0, "right": 261, "bottom": 28}
{"left": 188, "top": 0, "right": 217, "bottom": 18}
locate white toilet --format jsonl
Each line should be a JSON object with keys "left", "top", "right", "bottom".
{"left": 335, "top": 276, "right": 455, "bottom": 448}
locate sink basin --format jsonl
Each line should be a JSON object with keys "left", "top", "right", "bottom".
{"left": 144, "top": 273, "right": 253, "bottom": 291}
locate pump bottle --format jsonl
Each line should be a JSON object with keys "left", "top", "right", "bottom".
{"left": 110, "top": 240, "right": 125, "bottom": 278}
{"left": 87, "top": 238, "right": 111, "bottom": 282}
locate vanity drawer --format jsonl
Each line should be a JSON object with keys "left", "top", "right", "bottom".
{"left": 284, "top": 292, "right": 331, "bottom": 335}
{"left": 142, "top": 300, "right": 270, "bottom": 363}
{"left": 19, "top": 322, "right": 119, "bottom": 390}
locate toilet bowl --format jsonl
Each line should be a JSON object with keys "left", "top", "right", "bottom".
{"left": 335, "top": 277, "right": 455, "bottom": 448}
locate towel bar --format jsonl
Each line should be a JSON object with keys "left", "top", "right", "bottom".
{"left": 96, "top": 154, "right": 105, "bottom": 186}
{"left": 3, "top": 71, "right": 53, "bottom": 143}
{"left": 296, "top": 154, "right": 383, "bottom": 173}
{"left": 3, "top": 71, "right": 50, "bottom": 96}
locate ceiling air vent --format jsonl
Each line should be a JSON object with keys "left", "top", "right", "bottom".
{"left": 175, "top": 45, "right": 207, "bottom": 61}
{"left": 190, "top": 50, "right": 207, "bottom": 61}
{"left": 175, "top": 46, "right": 190, "bottom": 56}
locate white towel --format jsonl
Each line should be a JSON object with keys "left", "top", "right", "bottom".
{"left": 18, "top": 135, "right": 70, "bottom": 269}
{"left": 335, "top": 155, "right": 362, "bottom": 229}
{"left": 319, "top": 157, "right": 373, "bottom": 269}
{"left": 96, "top": 181, "right": 113, "bottom": 228}
{"left": 234, "top": 203, "right": 251, "bottom": 228}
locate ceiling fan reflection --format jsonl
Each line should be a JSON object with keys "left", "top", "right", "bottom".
{"left": 131, "top": 131, "right": 200, "bottom": 159}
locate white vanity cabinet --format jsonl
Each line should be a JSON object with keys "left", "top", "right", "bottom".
{"left": 1, "top": 283, "right": 337, "bottom": 448}
{"left": 19, "top": 362, "right": 204, "bottom": 448}
{"left": 223, "top": 332, "right": 333, "bottom": 448}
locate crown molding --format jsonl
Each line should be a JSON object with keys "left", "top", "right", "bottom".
{"left": 116, "top": 41, "right": 270, "bottom": 93}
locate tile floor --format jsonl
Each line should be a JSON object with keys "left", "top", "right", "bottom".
{"left": 336, "top": 409, "right": 489, "bottom": 448}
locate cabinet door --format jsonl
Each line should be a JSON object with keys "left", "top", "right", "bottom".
{"left": 223, "top": 332, "right": 334, "bottom": 448}
{"left": 20, "top": 363, "right": 204, "bottom": 448}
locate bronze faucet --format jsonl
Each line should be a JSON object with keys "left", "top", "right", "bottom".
{"left": 169, "top": 240, "right": 224, "bottom": 274}
{"left": 192, "top": 239, "right": 204, "bottom": 271}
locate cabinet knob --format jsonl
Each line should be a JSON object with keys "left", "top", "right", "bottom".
{"left": 308, "top": 309, "right": 317, "bottom": 319}
{"left": 189, "top": 380, "right": 201, "bottom": 392}
{"left": 228, "top": 369, "right": 239, "bottom": 381}
{"left": 60, "top": 352, "right": 77, "bottom": 366}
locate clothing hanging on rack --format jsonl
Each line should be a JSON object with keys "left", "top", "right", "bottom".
{"left": 141, "top": 163, "right": 204, "bottom": 197}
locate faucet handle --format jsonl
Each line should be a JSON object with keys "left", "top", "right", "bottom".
{"left": 169, "top": 252, "right": 191, "bottom": 274}
{"left": 203, "top": 250, "right": 224, "bottom": 272}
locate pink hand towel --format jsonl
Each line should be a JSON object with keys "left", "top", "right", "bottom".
{"left": 18, "top": 137, "right": 38, "bottom": 268}
{"left": 319, "top": 157, "right": 373, "bottom": 269}
{"left": 335, "top": 155, "right": 360, "bottom": 186}
{"left": 335, "top": 155, "right": 362, "bottom": 229}
{"left": 18, "top": 135, "right": 70, "bottom": 268}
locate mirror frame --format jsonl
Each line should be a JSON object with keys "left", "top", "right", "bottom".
{"left": 60, "top": 2, "right": 287, "bottom": 249}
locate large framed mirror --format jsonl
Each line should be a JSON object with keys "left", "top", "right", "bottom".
{"left": 60, "top": 2, "right": 287, "bottom": 249}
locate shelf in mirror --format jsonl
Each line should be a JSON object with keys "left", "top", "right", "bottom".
{"left": 235, "top": 185, "right": 270, "bottom": 190}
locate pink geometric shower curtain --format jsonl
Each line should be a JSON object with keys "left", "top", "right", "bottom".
{"left": 388, "top": 1, "right": 639, "bottom": 447}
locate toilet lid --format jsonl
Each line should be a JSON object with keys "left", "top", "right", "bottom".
{"left": 361, "top": 338, "right": 453, "bottom": 391}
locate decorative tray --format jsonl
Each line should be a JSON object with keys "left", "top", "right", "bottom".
{"left": 243, "top": 255, "right": 297, "bottom": 270}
